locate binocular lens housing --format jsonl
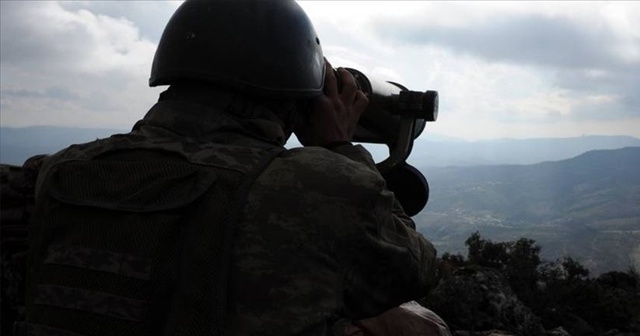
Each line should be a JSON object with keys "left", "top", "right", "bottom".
{"left": 344, "top": 68, "right": 438, "bottom": 145}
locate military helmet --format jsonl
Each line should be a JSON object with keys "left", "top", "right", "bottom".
{"left": 149, "top": 0, "right": 325, "bottom": 99}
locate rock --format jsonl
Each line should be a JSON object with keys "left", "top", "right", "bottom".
{"left": 454, "top": 330, "right": 515, "bottom": 336}
{"left": 602, "top": 329, "right": 640, "bottom": 336}
{"left": 545, "top": 327, "right": 571, "bottom": 336}
{"left": 562, "top": 312, "right": 597, "bottom": 336}
{"left": 425, "top": 266, "right": 545, "bottom": 336}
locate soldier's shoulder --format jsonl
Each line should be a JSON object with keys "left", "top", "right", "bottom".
{"left": 283, "top": 146, "right": 377, "bottom": 175}
{"left": 284, "top": 145, "right": 359, "bottom": 162}
{"left": 255, "top": 146, "right": 385, "bottom": 198}
{"left": 48, "top": 133, "right": 135, "bottom": 160}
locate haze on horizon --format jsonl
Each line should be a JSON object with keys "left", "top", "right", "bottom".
{"left": 1, "top": 1, "right": 639, "bottom": 141}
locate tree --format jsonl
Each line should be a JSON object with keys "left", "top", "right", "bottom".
{"left": 464, "top": 231, "right": 509, "bottom": 269}
{"left": 465, "top": 231, "right": 484, "bottom": 265}
{"left": 562, "top": 256, "right": 589, "bottom": 281}
{"left": 438, "top": 252, "right": 466, "bottom": 279}
{"left": 444, "top": 232, "right": 640, "bottom": 333}
{"left": 506, "top": 238, "right": 541, "bottom": 306}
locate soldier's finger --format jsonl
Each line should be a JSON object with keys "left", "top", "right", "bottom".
{"left": 338, "top": 68, "right": 358, "bottom": 101}
{"left": 353, "top": 90, "right": 369, "bottom": 116}
{"left": 323, "top": 60, "right": 338, "bottom": 97}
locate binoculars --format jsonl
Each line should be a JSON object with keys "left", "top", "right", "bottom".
{"left": 345, "top": 68, "right": 438, "bottom": 171}
{"left": 344, "top": 68, "right": 439, "bottom": 216}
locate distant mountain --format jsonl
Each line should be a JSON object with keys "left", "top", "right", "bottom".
{"left": 416, "top": 146, "right": 640, "bottom": 275}
{"left": 409, "top": 135, "right": 640, "bottom": 167}
{"left": 2, "top": 126, "right": 639, "bottom": 167}
{"left": 0, "top": 126, "right": 128, "bottom": 165}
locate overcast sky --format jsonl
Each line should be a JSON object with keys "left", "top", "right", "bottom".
{"left": 1, "top": 1, "right": 639, "bottom": 141}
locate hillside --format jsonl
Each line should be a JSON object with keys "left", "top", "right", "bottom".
{"left": 416, "top": 147, "right": 640, "bottom": 275}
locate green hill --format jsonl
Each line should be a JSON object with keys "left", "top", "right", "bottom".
{"left": 417, "top": 147, "right": 640, "bottom": 275}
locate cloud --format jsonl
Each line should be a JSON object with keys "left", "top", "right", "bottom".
{"left": 0, "top": 1, "right": 173, "bottom": 128}
{"left": 1, "top": 1, "right": 158, "bottom": 75}
{"left": 1, "top": 1, "right": 639, "bottom": 140}
{"left": 370, "top": 2, "right": 640, "bottom": 64}
{"left": 553, "top": 67, "right": 640, "bottom": 120}
{"left": 58, "top": 1, "right": 180, "bottom": 43}
{"left": 377, "top": 14, "right": 625, "bottom": 69}
{"left": 299, "top": 1, "right": 640, "bottom": 139}
{"left": 365, "top": 2, "right": 640, "bottom": 123}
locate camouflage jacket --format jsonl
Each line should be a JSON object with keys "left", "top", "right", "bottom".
{"left": 29, "top": 92, "right": 437, "bottom": 336}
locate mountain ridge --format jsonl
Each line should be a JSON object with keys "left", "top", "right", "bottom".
{"left": 409, "top": 134, "right": 640, "bottom": 167}
{"left": 2, "top": 125, "right": 638, "bottom": 166}
{"left": 416, "top": 146, "right": 640, "bottom": 275}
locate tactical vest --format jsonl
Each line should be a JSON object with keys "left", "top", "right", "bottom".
{"left": 19, "top": 133, "right": 283, "bottom": 336}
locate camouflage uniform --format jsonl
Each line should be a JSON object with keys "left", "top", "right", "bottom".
{"left": 1, "top": 155, "right": 47, "bottom": 335}
{"left": 24, "top": 90, "right": 437, "bottom": 336}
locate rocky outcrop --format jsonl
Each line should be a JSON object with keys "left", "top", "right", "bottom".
{"left": 425, "top": 266, "right": 545, "bottom": 336}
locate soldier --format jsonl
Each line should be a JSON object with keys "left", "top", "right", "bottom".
{"left": 20, "top": 1, "right": 441, "bottom": 335}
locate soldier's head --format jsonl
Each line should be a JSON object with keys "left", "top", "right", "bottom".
{"left": 150, "top": 0, "right": 325, "bottom": 101}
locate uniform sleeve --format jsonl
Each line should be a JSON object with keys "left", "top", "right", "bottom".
{"left": 329, "top": 144, "right": 438, "bottom": 319}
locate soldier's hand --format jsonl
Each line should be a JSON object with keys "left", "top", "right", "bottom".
{"left": 341, "top": 301, "right": 452, "bottom": 336}
{"left": 294, "top": 59, "right": 368, "bottom": 147}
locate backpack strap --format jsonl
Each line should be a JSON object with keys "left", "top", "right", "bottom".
{"left": 165, "top": 146, "right": 284, "bottom": 336}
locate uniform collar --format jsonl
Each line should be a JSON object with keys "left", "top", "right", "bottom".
{"left": 133, "top": 96, "right": 290, "bottom": 148}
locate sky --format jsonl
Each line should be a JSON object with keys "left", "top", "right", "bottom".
{"left": 1, "top": 1, "right": 639, "bottom": 141}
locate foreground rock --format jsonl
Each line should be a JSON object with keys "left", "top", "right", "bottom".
{"left": 425, "top": 266, "right": 545, "bottom": 336}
